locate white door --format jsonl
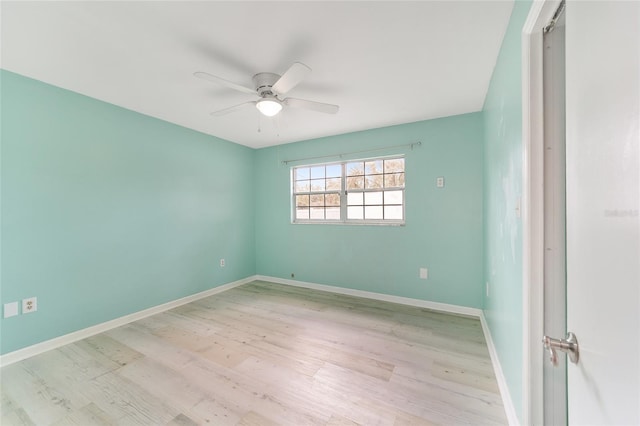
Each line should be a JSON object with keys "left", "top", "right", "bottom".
{"left": 565, "top": 1, "right": 640, "bottom": 424}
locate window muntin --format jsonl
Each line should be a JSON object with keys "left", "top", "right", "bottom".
{"left": 294, "top": 164, "right": 343, "bottom": 221}
{"left": 292, "top": 156, "right": 405, "bottom": 224}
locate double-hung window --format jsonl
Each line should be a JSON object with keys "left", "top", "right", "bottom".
{"left": 292, "top": 156, "right": 405, "bottom": 224}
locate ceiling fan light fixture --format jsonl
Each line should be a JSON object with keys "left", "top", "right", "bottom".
{"left": 256, "top": 98, "right": 282, "bottom": 117}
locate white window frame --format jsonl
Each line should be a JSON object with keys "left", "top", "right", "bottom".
{"left": 291, "top": 155, "right": 406, "bottom": 225}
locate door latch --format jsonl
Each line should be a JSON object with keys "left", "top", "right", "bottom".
{"left": 542, "top": 332, "right": 579, "bottom": 366}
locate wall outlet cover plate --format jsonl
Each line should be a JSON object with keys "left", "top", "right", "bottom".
{"left": 22, "top": 297, "right": 37, "bottom": 314}
{"left": 420, "top": 268, "right": 428, "bottom": 279}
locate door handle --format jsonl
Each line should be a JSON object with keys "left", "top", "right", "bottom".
{"left": 542, "top": 332, "right": 579, "bottom": 366}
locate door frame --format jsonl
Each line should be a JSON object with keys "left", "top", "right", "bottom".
{"left": 521, "top": 1, "right": 563, "bottom": 425}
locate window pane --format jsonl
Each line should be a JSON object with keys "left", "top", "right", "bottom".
{"left": 325, "top": 207, "right": 340, "bottom": 220}
{"left": 295, "top": 181, "right": 310, "bottom": 192}
{"left": 310, "top": 194, "right": 324, "bottom": 206}
{"left": 326, "top": 164, "right": 341, "bottom": 178}
{"left": 310, "top": 207, "right": 324, "bottom": 219}
{"left": 310, "top": 179, "right": 325, "bottom": 192}
{"left": 384, "top": 190, "right": 403, "bottom": 204}
{"left": 293, "top": 156, "right": 405, "bottom": 223}
{"left": 295, "top": 167, "right": 310, "bottom": 180}
{"left": 365, "top": 206, "right": 383, "bottom": 219}
{"left": 310, "top": 166, "right": 325, "bottom": 179}
{"left": 364, "top": 191, "right": 383, "bottom": 205}
{"left": 347, "top": 206, "right": 363, "bottom": 219}
{"left": 384, "top": 173, "right": 405, "bottom": 188}
{"left": 384, "top": 205, "right": 403, "bottom": 220}
{"left": 384, "top": 158, "right": 405, "bottom": 173}
{"left": 326, "top": 193, "right": 340, "bottom": 206}
{"left": 365, "top": 175, "right": 383, "bottom": 189}
{"left": 296, "top": 195, "right": 309, "bottom": 207}
{"left": 346, "top": 176, "right": 364, "bottom": 189}
{"left": 346, "top": 162, "right": 364, "bottom": 176}
{"left": 326, "top": 177, "right": 341, "bottom": 190}
{"left": 365, "top": 160, "right": 383, "bottom": 175}
{"left": 347, "top": 192, "right": 363, "bottom": 205}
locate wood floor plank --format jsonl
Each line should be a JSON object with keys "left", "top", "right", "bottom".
{"left": 73, "top": 334, "right": 145, "bottom": 370}
{"left": 166, "top": 413, "right": 200, "bottom": 426}
{"left": 237, "top": 411, "right": 280, "bottom": 426}
{"left": 393, "top": 410, "right": 439, "bottom": 426}
{"left": 86, "top": 370, "right": 181, "bottom": 424}
{"left": 313, "top": 362, "right": 465, "bottom": 425}
{"left": 326, "top": 415, "right": 361, "bottom": 426}
{"left": 1, "top": 407, "right": 36, "bottom": 426}
{"left": 1, "top": 353, "right": 93, "bottom": 424}
{"left": 255, "top": 331, "right": 396, "bottom": 382}
{"left": 187, "top": 396, "right": 243, "bottom": 425}
{"left": 431, "top": 359, "right": 501, "bottom": 394}
{"left": 387, "top": 367, "right": 506, "bottom": 424}
{"left": 51, "top": 402, "right": 116, "bottom": 426}
{"left": 105, "top": 324, "right": 198, "bottom": 369}
{"left": 1, "top": 280, "right": 507, "bottom": 425}
{"left": 392, "top": 362, "right": 502, "bottom": 406}
{"left": 116, "top": 357, "right": 207, "bottom": 414}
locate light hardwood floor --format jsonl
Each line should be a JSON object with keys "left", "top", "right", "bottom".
{"left": 1, "top": 281, "right": 507, "bottom": 425}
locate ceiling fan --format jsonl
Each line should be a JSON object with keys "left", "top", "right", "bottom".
{"left": 194, "top": 62, "right": 339, "bottom": 117}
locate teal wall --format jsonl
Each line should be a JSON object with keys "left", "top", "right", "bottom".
{"left": 0, "top": 70, "right": 256, "bottom": 354}
{"left": 255, "top": 113, "right": 484, "bottom": 308}
{"left": 482, "top": 1, "right": 532, "bottom": 422}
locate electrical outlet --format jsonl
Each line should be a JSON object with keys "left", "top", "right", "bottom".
{"left": 420, "top": 268, "right": 428, "bottom": 279}
{"left": 436, "top": 177, "right": 445, "bottom": 188}
{"left": 220, "top": 258, "right": 225, "bottom": 267}
{"left": 22, "top": 297, "right": 37, "bottom": 314}
{"left": 4, "top": 302, "right": 19, "bottom": 318}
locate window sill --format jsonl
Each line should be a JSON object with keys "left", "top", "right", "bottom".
{"left": 291, "top": 220, "right": 405, "bottom": 227}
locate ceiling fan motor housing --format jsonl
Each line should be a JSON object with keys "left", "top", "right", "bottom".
{"left": 253, "top": 72, "right": 281, "bottom": 97}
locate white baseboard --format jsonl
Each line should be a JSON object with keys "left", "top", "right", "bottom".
{"left": 480, "top": 312, "right": 519, "bottom": 426}
{"left": 255, "top": 275, "right": 482, "bottom": 317}
{"left": 0, "top": 276, "right": 257, "bottom": 367}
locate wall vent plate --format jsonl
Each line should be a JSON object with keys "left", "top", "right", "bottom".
{"left": 4, "top": 302, "right": 19, "bottom": 318}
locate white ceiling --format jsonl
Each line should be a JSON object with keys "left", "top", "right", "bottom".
{"left": 1, "top": 1, "right": 513, "bottom": 149}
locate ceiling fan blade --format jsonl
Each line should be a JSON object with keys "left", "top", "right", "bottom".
{"left": 284, "top": 97, "right": 339, "bottom": 114}
{"left": 210, "top": 101, "right": 256, "bottom": 117}
{"left": 194, "top": 71, "right": 255, "bottom": 95}
{"left": 272, "top": 62, "right": 311, "bottom": 95}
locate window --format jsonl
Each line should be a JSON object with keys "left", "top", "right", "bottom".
{"left": 292, "top": 156, "right": 405, "bottom": 224}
